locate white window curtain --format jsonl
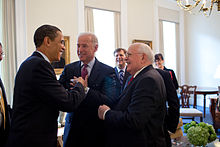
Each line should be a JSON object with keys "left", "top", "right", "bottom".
{"left": 85, "top": 7, "right": 94, "bottom": 33}
{"left": 84, "top": 7, "right": 121, "bottom": 49}
{"left": 114, "top": 12, "right": 121, "bottom": 48}
{"left": 159, "top": 20, "right": 164, "bottom": 55}
{"left": 2, "top": 0, "right": 17, "bottom": 105}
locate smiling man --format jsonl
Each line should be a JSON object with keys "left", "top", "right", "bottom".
{"left": 113, "top": 48, "right": 130, "bottom": 93}
{"left": 98, "top": 43, "right": 167, "bottom": 147}
{"left": 59, "top": 32, "right": 118, "bottom": 147}
{"left": 6, "top": 24, "right": 86, "bottom": 147}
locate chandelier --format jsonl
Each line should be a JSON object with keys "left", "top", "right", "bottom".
{"left": 177, "top": 0, "right": 220, "bottom": 16}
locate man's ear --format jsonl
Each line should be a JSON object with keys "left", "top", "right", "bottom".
{"left": 141, "top": 54, "right": 147, "bottom": 64}
{"left": 94, "top": 44, "right": 98, "bottom": 52}
{"left": 43, "top": 36, "right": 50, "bottom": 47}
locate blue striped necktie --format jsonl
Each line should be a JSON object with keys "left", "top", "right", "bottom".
{"left": 119, "top": 70, "right": 124, "bottom": 85}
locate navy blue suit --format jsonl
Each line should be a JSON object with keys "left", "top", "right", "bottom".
{"left": 6, "top": 52, "right": 85, "bottom": 147}
{"left": 114, "top": 67, "right": 130, "bottom": 94}
{"left": 59, "top": 58, "right": 118, "bottom": 147}
{"left": 104, "top": 65, "right": 167, "bottom": 147}
{"left": 164, "top": 66, "right": 179, "bottom": 90}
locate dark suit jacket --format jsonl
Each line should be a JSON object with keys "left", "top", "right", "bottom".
{"left": 156, "top": 69, "right": 180, "bottom": 147}
{"left": 0, "top": 78, "right": 10, "bottom": 147}
{"left": 164, "top": 66, "right": 179, "bottom": 90}
{"left": 6, "top": 52, "right": 85, "bottom": 147}
{"left": 59, "top": 58, "right": 118, "bottom": 147}
{"left": 114, "top": 67, "right": 131, "bottom": 94}
{"left": 104, "top": 65, "right": 167, "bottom": 147}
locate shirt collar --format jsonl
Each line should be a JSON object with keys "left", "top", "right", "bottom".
{"left": 117, "top": 66, "right": 126, "bottom": 73}
{"left": 36, "top": 50, "right": 50, "bottom": 63}
{"left": 81, "top": 57, "right": 95, "bottom": 69}
{"left": 133, "top": 65, "right": 148, "bottom": 78}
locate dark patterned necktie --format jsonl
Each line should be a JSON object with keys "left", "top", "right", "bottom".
{"left": 127, "top": 76, "right": 134, "bottom": 85}
{"left": 119, "top": 70, "right": 124, "bottom": 85}
{"left": 81, "top": 64, "right": 88, "bottom": 79}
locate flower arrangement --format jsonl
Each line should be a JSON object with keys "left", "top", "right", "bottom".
{"left": 184, "top": 121, "right": 217, "bottom": 146}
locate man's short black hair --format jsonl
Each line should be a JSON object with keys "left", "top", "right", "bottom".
{"left": 34, "top": 24, "right": 61, "bottom": 48}
{"left": 154, "top": 53, "right": 164, "bottom": 61}
{"left": 114, "top": 48, "right": 127, "bottom": 56}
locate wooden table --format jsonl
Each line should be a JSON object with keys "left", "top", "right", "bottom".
{"left": 194, "top": 87, "right": 219, "bottom": 118}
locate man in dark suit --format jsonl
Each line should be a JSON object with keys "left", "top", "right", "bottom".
{"left": 113, "top": 48, "right": 131, "bottom": 94}
{"left": 98, "top": 43, "right": 167, "bottom": 147}
{"left": 156, "top": 69, "right": 180, "bottom": 147}
{"left": 6, "top": 25, "right": 86, "bottom": 147}
{"left": 59, "top": 32, "right": 118, "bottom": 147}
{"left": 155, "top": 53, "right": 179, "bottom": 90}
{"left": 0, "top": 42, "right": 11, "bottom": 147}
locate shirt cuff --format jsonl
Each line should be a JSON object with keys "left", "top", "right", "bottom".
{"left": 103, "top": 109, "right": 110, "bottom": 120}
{"left": 85, "top": 87, "right": 89, "bottom": 94}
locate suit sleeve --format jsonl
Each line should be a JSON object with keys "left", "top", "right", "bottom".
{"left": 105, "top": 77, "right": 166, "bottom": 130}
{"left": 86, "top": 72, "right": 119, "bottom": 108}
{"left": 59, "top": 66, "right": 70, "bottom": 89}
{"left": 33, "top": 61, "right": 85, "bottom": 112}
{"left": 163, "top": 71, "right": 180, "bottom": 133}
{"left": 171, "top": 70, "right": 179, "bottom": 90}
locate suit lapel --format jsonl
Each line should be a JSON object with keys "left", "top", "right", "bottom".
{"left": 88, "top": 58, "right": 100, "bottom": 84}
{"left": 114, "top": 67, "right": 120, "bottom": 80}
{"left": 76, "top": 61, "right": 82, "bottom": 77}
{"left": 120, "top": 65, "right": 154, "bottom": 96}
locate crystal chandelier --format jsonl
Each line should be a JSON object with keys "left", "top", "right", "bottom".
{"left": 177, "top": 0, "right": 220, "bottom": 16}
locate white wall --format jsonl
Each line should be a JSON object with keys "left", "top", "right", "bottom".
{"left": 26, "top": 0, "right": 79, "bottom": 62}
{"left": 185, "top": 12, "right": 220, "bottom": 88}
{"left": 185, "top": 11, "right": 220, "bottom": 106}
{"left": 127, "top": 0, "right": 154, "bottom": 47}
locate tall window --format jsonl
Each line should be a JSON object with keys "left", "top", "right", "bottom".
{"left": 162, "top": 21, "right": 177, "bottom": 74}
{"left": 93, "top": 9, "right": 116, "bottom": 67}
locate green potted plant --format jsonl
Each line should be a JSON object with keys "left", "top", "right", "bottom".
{"left": 184, "top": 121, "right": 217, "bottom": 146}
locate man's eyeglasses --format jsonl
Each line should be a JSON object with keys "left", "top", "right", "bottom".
{"left": 126, "top": 52, "right": 143, "bottom": 57}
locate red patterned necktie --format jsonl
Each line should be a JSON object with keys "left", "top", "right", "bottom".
{"left": 81, "top": 64, "right": 88, "bottom": 79}
{"left": 127, "top": 76, "right": 134, "bottom": 85}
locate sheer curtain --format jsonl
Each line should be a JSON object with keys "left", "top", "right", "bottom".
{"left": 159, "top": 20, "right": 164, "bottom": 55}
{"left": 114, "top": 12, "right": 121, "bottom": 49}
{"left": 85, "top": 7, "right": 94, "bottom": 33}
{"left": 2, "top": 0, "right": 17, "bottom": 105}
{"left": 85, "top": 7, "right": 121, "bottom": 49}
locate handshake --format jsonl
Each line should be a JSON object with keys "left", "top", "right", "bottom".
{"left": 70, "top": 76, "right": 88, "bottom": 89}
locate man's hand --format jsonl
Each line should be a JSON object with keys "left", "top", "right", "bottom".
{"left": 98, "top": 105, "right": 110, "bottom": 120}
{"left": 70, "top": 76, "right": 87, "bottom": 88}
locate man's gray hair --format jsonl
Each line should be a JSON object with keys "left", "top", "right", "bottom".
{"left": 78, "top": 32, "right": 98, "bottom": 47}
{"left": 136, "top": 43, "right": 154, "bottom": 63}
